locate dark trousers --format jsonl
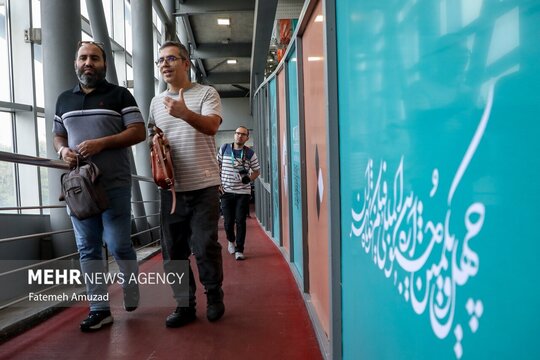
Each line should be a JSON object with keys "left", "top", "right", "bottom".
{"left": 160, "top": 186, "right": 223, "bottom": 307}
{"left": 221, "top": 192, "right": 251, "bottom": 253}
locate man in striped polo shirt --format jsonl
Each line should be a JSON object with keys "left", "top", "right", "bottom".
{"left": 217, "top": 127, "right": 260, "bottom": 260}
{"left": 53, "top": 41, "right": 146, "bottom": 331}
{"left": 148, "top": 41, "right": 225, "bottom": 327}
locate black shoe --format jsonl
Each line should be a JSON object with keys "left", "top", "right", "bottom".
{"left": 123, "top": 285, "right": 140, "bottom": 312}
{"left": 80, "top": 310, "right": 113, "bottom": 332}
{"left": 165, "top": 306, "right": 196, "bottom": 328}
{"left": 206, "top": 288, "right": 225, "bottom": 322}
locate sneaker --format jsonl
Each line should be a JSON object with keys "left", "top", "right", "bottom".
{"left": 123, "top": 285, "right": 140, "bottom": 312}
{"left": 206, "top": 288, "right": 225, "bottom": 322}
{"left": 235, "top": 252, "right": 245, "bottom": 261}
{"left": 80, "top": 310, "right": 113, "bottom": 332}
{"left": 227, "top": 241, "right": 236, "bottom": 255}
{"left": 165, "top": 306, "right": 196, "bottom": 328}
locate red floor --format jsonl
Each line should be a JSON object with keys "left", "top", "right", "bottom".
{"left": 0, "top": 216, "right": 322, "bottom": 360}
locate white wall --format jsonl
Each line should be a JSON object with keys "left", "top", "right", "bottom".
{"left": 217, "top": 97, "right": 254, "bottom": 150}
{"left": 219, "top": 98, "right": 253, "bottom": 130}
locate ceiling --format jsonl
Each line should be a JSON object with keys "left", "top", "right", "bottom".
{"left": 173, "top": 0, "right": 304, "bottom": 99}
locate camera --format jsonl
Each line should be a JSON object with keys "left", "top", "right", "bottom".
{"left": 239, "top": 169, "right": 251, "bottom": 184}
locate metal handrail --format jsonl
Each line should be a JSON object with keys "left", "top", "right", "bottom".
{"left": 131, "top": 225, "right": 160, "bottom": 238}
{"left": 0, "top": 205, "right": 66, "bottom": 211}
{"left": 0, "top": 229, "right": 74, "bottom": 244}
{"left": 0, "top": 226, "right": 161, "bottom": 280}
{"left": 0, "top": 251, "right": 79, "bottom": 278}
{"left": 0, "top": 284, "right": 74, "bottom": 311}
{"left": 0, "top": 150, "right": 162, "bottom": 311}
{"left": 0, "top": 150, "right": 69, "bottom": 170}
{"left": 132, "top": 212, "right": 160, "bottom": 220}
{"left": 131, "top": 174, "right": 153, "bottom": 182}
{"left": 135, "top": 238, "right": 161, "bottom": 251}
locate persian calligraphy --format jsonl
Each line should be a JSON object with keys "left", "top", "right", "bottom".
{"left": 349, "top": 85, "right": 493, "bottom": 359}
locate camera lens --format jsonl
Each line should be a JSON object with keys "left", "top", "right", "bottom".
{"left": 242, "top": 176, "right": 251, "bottom": 184}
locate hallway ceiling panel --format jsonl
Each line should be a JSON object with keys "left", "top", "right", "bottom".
{"left": 174, "top": 0, "right": 277, "bottom": 98}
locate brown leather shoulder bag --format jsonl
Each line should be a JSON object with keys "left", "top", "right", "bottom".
{"left": 150, "top": 126, "right": 176, "bottom": 214}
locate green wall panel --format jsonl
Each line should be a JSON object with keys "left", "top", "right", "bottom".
{"left": 337, "top": 1, "right": 540, "bottom": 359}
{"left": 286, "top": 45, "right": 304, "bottom": 277}
{"left": 269, "top": 78, "right": 280, "bottom": 244}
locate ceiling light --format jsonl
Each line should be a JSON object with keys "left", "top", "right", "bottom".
{"left": 217, "top": 18, "right": 230, "bottom": 26}
{"left": 227, "top": 59, "right": 237, "bottom": 64}
{"left": 315, "top": 15, "right": 324, "bottom": 22}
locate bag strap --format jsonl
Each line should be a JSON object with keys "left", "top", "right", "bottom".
{"left": 242, "top": 145, "right": 247, "bottom": 161}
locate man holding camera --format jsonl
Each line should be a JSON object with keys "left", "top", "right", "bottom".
{"left": 217, "top": 126, "right": 260, "bottom": 260}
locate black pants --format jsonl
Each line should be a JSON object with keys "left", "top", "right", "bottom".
{"left": 160, "top": 186, "right": 223, "bottom": 307}
{"left": 221, "top": 192, "right": 251, "bottom": 253}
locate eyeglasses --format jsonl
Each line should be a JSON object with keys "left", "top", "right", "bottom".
{"left": 235, "top": 132, "right": 248, "bottom": 136}
{"left": 155, "top": 55, "right": 187, "bottom": 66}
{"left": 77, "top": 40, "right": 105, "bottom": 50}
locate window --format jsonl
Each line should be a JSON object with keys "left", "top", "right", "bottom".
{"left": 153, "top": 8, "right": 163, "bottom": 36}
{"left": 0, "top": 1, "right": 11, "bottom": 101}
{"left": 125, "top": 0, "right": 132, "bottom": 54}
{"left": 0, "top": 112, "right": 16, "bottom": 212}
{"left": 32, "top": 0, "right": 44, "bottom": 107}
{"left": 80, "top": 0, "right": 89, "bottom": 21}
{"left": 33, "top": 44, "right": 44, "bottom": 108}
{"left": 103, "top": 0, "right": 112, "bottom": 37}
{"left": 36, "top": 117, "right": 49, "bottom": 212}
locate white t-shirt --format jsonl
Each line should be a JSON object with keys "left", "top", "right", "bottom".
{"left": 148, "top": 83, "right": 222, "bottom": 192}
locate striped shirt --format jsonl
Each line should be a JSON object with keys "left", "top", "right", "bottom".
{"left": 217, "top": 143, "right": 260, "bottom": 195}
{"left": 53, "top": 81, "right": 144, "bottom": 190}
{"left": 148, "top": 83, "right": 222, "bottom": 192}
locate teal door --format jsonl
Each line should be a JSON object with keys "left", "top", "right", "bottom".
{"left": 286, "top": 45, "right": 303, "bottom": 278}
{"left": 269, "top": 78, "right": 280, "bottom": 245}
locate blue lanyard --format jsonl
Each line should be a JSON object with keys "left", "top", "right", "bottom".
{"left": 230, "top": 144, "right": 245, "bottom": 170}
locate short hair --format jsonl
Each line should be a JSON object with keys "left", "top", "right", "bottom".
{"left": 76, "top": 41, "right": 107, "bottom": 63}
{"left": 237, "top": 126, "right": 250, "bottom": 136}
{"left": 159, "top": 41, "right": 189, "bottom": 60}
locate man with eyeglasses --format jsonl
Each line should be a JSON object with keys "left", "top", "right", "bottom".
{"left": 148, "top": 41, "right": 225, "bottom": 328}
{"left": 52, "top": 41, "right": 146, "bottom": 331}
{"left": 217, "top": 127, "right": 260, "bottom": 261}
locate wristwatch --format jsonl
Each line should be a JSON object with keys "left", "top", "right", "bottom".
{"left": 57, "top": 146, "right": 65, "bottom": 159}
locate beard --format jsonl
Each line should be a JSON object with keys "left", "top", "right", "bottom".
{"left": 76, "top": 66, "right": 106, "bottom": 88}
